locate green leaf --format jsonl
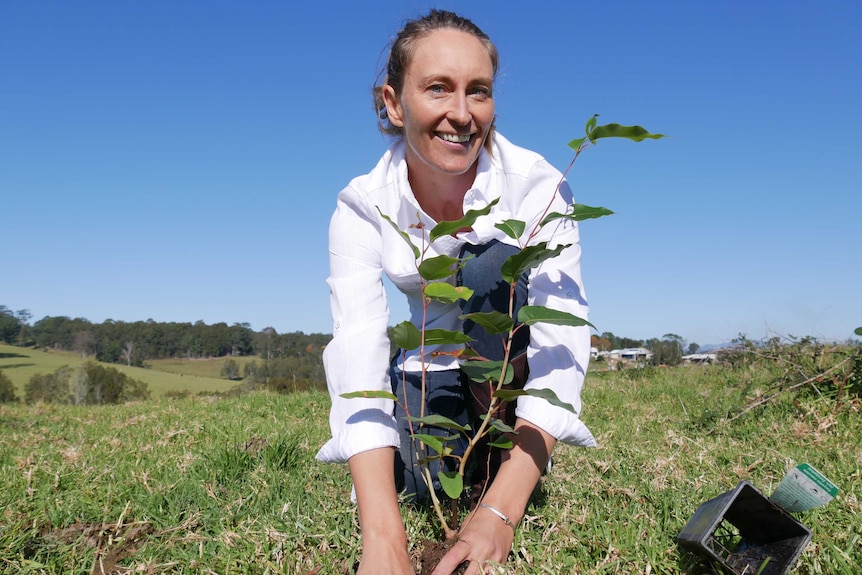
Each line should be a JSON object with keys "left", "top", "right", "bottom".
{"left": 480, "top": 414, "right": 517, "bottom": 434}
{"left": 585, "top": 114, "right": 598, "bottom": 135}
{"left": 459, "top": 310, "right": 514, "bottom": 335}
{"left": 438, "top": 470, "right": 464, "bottom": 499}
{"left": 589, "top": 123, "right": 665, "bottom": 143}
{"left": 855, "top": 327, "right": 862, "bottom": 336}
{"left": 340, "top": 390, "right": 398, "bottom": 401}
{"left": 430, "top": 198, "right": 500, "bottom": 242}
{"left": 492, "top": 389, "right": 528, "bottom": 402}
{"left": 500, "top": 242, "right": 570, "bottom": 283}
{"left": 424, "top": 282, "right": 473, "bottom": 304}
{"left": 423, "top": 328, "right": 474, "bottom": 346}
{"left": 406, "top": 414, "right": 471, "bottom": 432}
{"left": 461, "top": 360, "right": 513, "bottom": 385}
{"left": 518, "top": 305, "right": 595, "bottom": 329}
{"left": 392, "top": 321, "right": 421, "bottom": 350}
{"left": 541, "top": 204, "right": 615, "bottom": 225}
{"left": 488, "top": 437, "right": 514, "bottom": 449}
{"left": 411, "top": 433, "right": 445, "bottom": 454}
{"left": 567, "top": 136, "right": 587, "bottom": 152}
{"left": 376, "top": 207, "right": 420, "bottom": 260}
{"left": 494, "top": 388, "right": 576, "bottom": 413}
{"left": 495, "top": 219, "right": 526, "bottom": 240}
{"left": 418, "top": 255, "right": 462, "bottom": 281}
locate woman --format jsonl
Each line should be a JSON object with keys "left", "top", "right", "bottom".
{"left": 316, "top": 9, "right": 596, "bottom": 574}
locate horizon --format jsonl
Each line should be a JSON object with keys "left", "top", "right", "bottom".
{"left": 3, "top": 1, "right": 860, "bottom": 347}
{"left": 4, "top": 307, "right": 856, "bottom": 351}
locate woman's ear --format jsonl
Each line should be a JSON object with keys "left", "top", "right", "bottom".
{"left": 382, "top": 85, "right": 404, "bottom": 128}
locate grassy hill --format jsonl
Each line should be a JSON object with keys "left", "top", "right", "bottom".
{"left": 0, "top": 343, "right": 239, "bottom": 398}
{"left": 0, "top": 360, "right": 859, "bottom": 573}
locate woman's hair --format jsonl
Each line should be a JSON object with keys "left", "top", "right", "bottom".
{"left": 373, "top": 9, "right": 499, "bottom": 140}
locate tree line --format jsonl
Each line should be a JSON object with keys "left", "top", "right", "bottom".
{"left": 0, "top": 305, "right": 331, "bottom": 366}
{"left": 2, "top": 304, "right": 705, "bottom": 388}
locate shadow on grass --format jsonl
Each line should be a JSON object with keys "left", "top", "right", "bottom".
{"left": 0, "top": 362, "right": 36, "bottom": 369}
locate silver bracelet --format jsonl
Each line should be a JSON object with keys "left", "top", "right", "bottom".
{"left": 478, "top": 503, "right": 515, "bottom": 528}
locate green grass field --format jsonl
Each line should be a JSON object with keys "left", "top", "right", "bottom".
{"left": 0, "top": 349, "right": 860, "bottom": 574}
{"left": 0, "top": 344, "right": 237, "bottom": 398}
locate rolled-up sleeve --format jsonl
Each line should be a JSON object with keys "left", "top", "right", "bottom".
{"left": 514, "top": 165, "right": 597, "bottom": 447}
{"left": 315, "top": 188, "right": 400, "bottom": 463}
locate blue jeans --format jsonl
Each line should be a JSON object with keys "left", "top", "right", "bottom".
{"left": 391, "top": 240, "right": 529, "bottom": 504}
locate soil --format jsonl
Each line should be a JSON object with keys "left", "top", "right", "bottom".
{"left": 724, "top": 541, "right": 799, "bottom": 575}
{"left": 335, "top": 537, "right": 468, "bottom": 575}
{"left": 415, "top": 538, "right": 469, "bottom": 575}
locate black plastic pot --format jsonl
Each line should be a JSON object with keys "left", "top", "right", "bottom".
{"left": 677, "top": 481, "right": 812, "bottom": 575}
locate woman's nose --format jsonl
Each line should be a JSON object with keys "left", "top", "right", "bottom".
{"left": 447, "top": 92, "right": 471, "bottom": 125}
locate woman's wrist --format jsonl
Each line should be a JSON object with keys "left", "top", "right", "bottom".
{"left": 477, "top": 502, "right": 516, "bottom": 529}
{"left": 479, "top": 419, "right": 557, "bottom": 526}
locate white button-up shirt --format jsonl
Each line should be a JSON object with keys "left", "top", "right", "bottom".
{"left": 316, "top": 132, "right": 596, "bottom": 464}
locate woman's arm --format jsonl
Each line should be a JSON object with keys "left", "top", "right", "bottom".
{"left": 350, "top": 447, "right": 416, "bottom": 575}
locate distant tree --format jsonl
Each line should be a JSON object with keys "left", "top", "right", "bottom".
{"left": 23, "top": 362, "right": 150, "bottom": 405}
{"left": 0, "top": 370, "right": 18, "bottom": 403}
{"left": 25, "top": 366, "right": 72, "bottom": 404}
{"left": 32, "top": 316, "right": 90, "bottom": 350}
{"left": 591, "top": 334, "right": 611, "bottom": 352}
{"left": 0, "top": 306, "right": 20, "bottom": 344}
{"left": 221, "top": 358, "right": 241, "bottom": 380}
{"left": 230, "top": 323, "right": 254, "bottom": 356}
{"left": 69, "top": 365, "right": 89, "bottom": 405}
{"left": 617, "top": 336, "right": 645, "bottom": 349}
{"left": 121, "top": 341, "right": 135, "bottom": 366}
{"left": 79, "top": 362, "right": 150, "bottom": 404}
{"left": 688, "top": 342, "right": 700, "bottom": 354}
{"left": 15, "top": 309, "right": 32, "bottom": 346}
{"left": 243, "top": 359, "right": 259, "bottom": 380}
{"left": 663, "top": 333, "right": 684, "bottom": 351}
{"left": 648, "top": 335, "right": 683, "bottom": 366}
{"left": 74, "top": 331, "right": 98, "bottom": 358}
{"left": 254, "top": 327, "right": 279, "bottom": 360}
{"left": 85, "top": 362, "right": 122, "bottom": 404}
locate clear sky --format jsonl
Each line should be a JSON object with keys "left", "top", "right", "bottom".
{"left": 2, "top": 1, "right": 860, "bottom": 348}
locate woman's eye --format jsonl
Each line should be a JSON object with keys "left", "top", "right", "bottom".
{"left": 471, "top": 87, "right": 491, "bottom": 99}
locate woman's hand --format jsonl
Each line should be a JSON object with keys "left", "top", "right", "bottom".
{"left": 429, "top": 506, "right": 514, "bottom": 575}
{"left": 357, "top": 537, "right": 416, "bottom": 575}
{"left": 350, "top": 447, "right": 417, "bottom": 574}
{"left": 430, "top": 420, "right": 556, "bottom": 574}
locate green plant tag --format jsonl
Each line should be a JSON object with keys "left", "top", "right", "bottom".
{"left": 769, "top": 463, "right": 839, "bottom": 512}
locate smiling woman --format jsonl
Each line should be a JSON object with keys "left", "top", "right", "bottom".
{"left": 381, "top": 27, "right": 495, "bottom": 224}
{"left": 316, "top": 9, "right": 595, "bottom": 575}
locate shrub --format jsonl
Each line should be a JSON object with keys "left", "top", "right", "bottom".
{"left": 25, "top": 366, "right": 72, "bottom": 404}
{"left": 24, "top": 363, "right": 150, "bottom": 405}
{"left": 0, "top": 370, "right": 18, "bottom": 403}
{"left": 220, "top": 358, "right": 241, "bottom": 380}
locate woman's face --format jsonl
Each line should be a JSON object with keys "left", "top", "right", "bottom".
{"left": 383, "top": 28, "right": 495, "bottom": 182}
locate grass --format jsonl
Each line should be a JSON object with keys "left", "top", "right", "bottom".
{"left": 145, "top": 356, "right": 259, "bottom": 380}
{"left": 0, "top": 344, "right": 236, "bottom": 398}
{"left": 0, "top": 361, "right": 860, "bottom": 573}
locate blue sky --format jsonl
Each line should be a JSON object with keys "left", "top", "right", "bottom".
{"left": 2, "top": 1, "right": 860, "bottom": 347}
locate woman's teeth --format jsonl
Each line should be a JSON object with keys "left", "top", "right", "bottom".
{"left": 438, "top": 133, "right": 472, "bottom": 143}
